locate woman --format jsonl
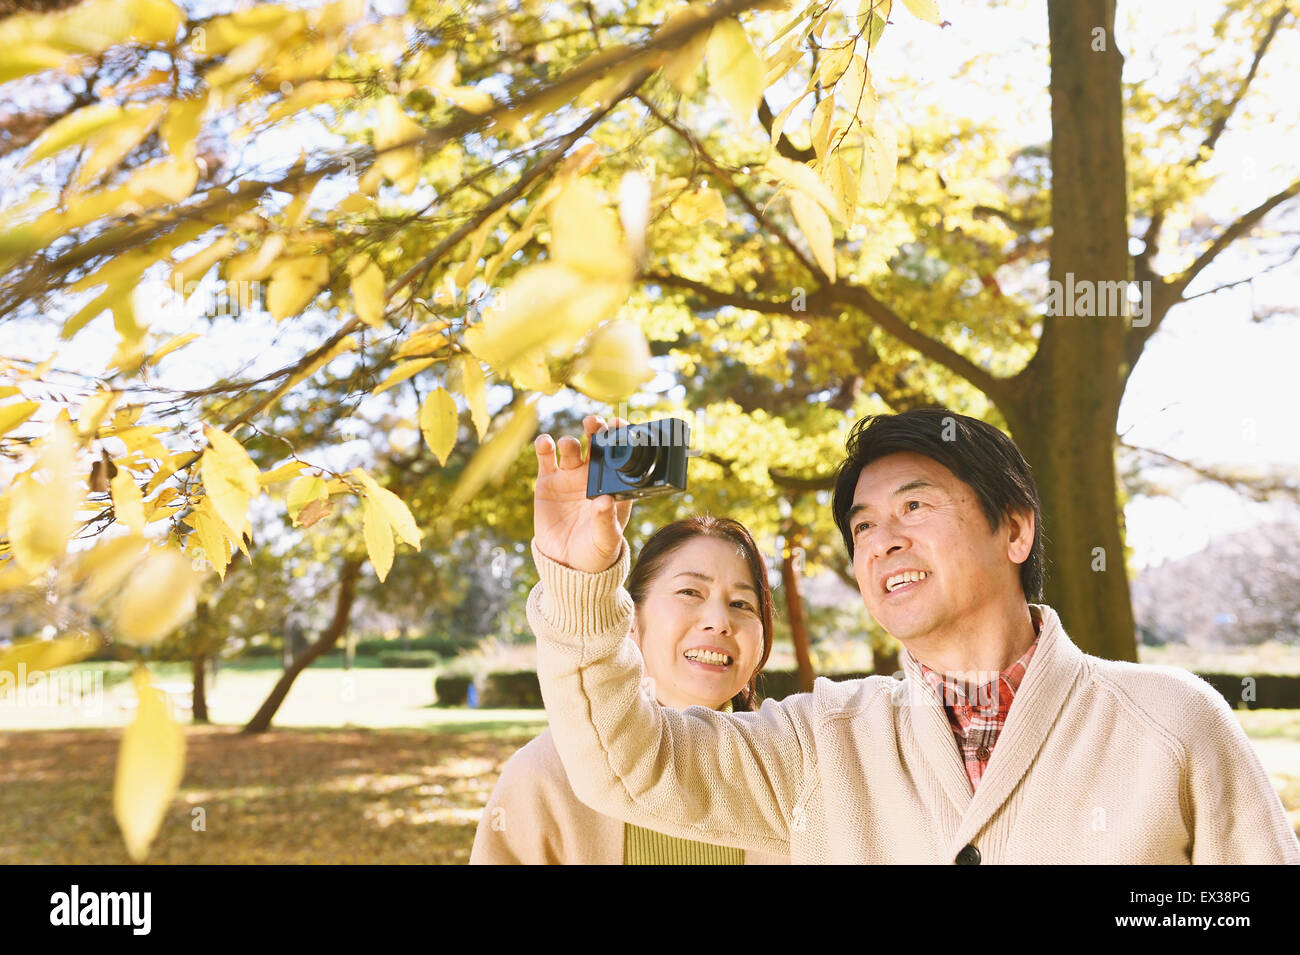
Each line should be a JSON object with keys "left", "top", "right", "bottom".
{"left": 470, "top": 513, "right": 785, "bottom": 864}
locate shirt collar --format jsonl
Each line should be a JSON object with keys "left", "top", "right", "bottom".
{"left": 908, "top": 610, "right": 1041, "bottom": 709}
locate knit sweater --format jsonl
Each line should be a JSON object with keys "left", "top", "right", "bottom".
{"left": 468, "top": 728, "right": 788, "bottom": 864}
{"left": 529, "top": 539, "right": 1300, "bottom": 865}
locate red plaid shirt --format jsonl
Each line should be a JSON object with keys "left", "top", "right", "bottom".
{"left": 910, "top": 611, "right": 1041, "bottom": 793}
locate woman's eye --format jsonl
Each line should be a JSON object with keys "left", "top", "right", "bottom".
{"left": 854, "top": 520, "right": 872, "bottom": 534}
{"left": 732, "top": 601, "right": 756, "bottom": 612}
{"left": 676, "top": 588, "right": 700, "bottom": 597}
{"left": 906, "top": 500, "right": 923, "bottom": 512}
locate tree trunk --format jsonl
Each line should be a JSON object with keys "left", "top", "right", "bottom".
{"left": 780, "top": 524, "right": 815, "bottom": 693}
{"left": 1001, "top": 0, "right": 1136, "bottom": 661}
{"left": 242, "top": 557, "right": 364, "bottom": 734}
{"left": 191, "top": 653, "right": 209, "bottom": 724}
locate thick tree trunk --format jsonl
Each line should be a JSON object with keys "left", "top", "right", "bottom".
{"left": 1001, "top": 0, "right": 1135, "bottom": 660}
{"left": 191, "top": 653, "right": 209, "bottom": 724}
{"left": 242, "top": 557, "right": 364, "bottom": 734}
{"left": 780, "top": 525, "right": 816, "bottom": 693}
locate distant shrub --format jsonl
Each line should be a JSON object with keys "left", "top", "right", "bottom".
{"left": 377, "top": 651, "right": 439, "bottom": 668}
{"left": 478, "top": 671, "right": 543, "bottom": 708}
{"left": 434, "top": 674, "right": 471, "bottom": 706}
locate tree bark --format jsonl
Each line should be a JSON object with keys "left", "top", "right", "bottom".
{"left": 191, "top": 653, "right": 209, "bottom": 724}
{"left": 242, "top": 557, "right": 364, "bottom": 735}
{"left": 1000, "top": 0, "right": 1136, "bottom": 660}
{"left": 780, "top": 524, "right": 816, "bottom": 693}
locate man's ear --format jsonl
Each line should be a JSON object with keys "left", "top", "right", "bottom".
{"left": 1004, "top": 506, "right": 1035, "bottom": 565}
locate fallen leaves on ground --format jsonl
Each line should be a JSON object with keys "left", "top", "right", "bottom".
{"left": 0, "top": 725, "right": 541, "bottom": 864}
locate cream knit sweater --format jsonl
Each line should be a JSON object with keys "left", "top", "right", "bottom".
{"left": 529, "top": 540, "right": 1300, "bottom": 865}
{"left": 469, "top": 729, "right": 787, "bottom": 864}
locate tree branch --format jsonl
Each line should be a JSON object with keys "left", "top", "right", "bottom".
{"left": 645, "top": 271, "right": 1017, "bottom": 411}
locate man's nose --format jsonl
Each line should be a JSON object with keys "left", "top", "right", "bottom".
{"left": 869, "top": 517, "right": 909, "bottom": 561}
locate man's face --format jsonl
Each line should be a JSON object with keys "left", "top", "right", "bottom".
{"left": 848, "top": 451, "right": 1030, "bottom": 644}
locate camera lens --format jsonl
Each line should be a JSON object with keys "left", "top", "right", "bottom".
{"left": 616, "top": 443, "right": 663, "bottom": 487}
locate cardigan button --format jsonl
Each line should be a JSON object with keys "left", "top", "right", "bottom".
{"left": 955, "top": 844, "right": 981, "bottom": 865}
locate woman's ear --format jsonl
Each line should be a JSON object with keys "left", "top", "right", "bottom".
{"left": 629, "top": 611, "right": 642, "bottom": 650}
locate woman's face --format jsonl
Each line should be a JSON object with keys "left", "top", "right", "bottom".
{"left": 631, "top": 536, "right": 765, "bottom": 711}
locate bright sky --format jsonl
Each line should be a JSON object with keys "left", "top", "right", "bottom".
{"left": 2, "top": 0, "right": 1297, "bottom": 571}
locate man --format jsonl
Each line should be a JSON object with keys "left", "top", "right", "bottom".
{"left": 528, "top": 408, "right": 1300, "bottom": 864}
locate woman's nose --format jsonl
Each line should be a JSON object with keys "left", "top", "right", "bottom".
{"left": 699, "top": 601, "right": 732, "bottom": 634}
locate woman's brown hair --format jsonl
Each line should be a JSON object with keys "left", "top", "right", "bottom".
{"left": 626, "top": 515, "right": 774, "bottom": 712}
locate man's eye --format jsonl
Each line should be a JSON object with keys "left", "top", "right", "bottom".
{"left": 905, "top": 500, "right": 923, "bottom": 512}
{"left": 854, "top": 520, "right": 872, "bottom": 534}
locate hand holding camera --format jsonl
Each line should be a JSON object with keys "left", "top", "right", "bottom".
{"left": 533, "top": 415, "right": 635, "bottom": 574}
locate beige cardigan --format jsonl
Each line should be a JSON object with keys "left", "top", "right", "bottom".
{"left": 529, "top": 540, "right": 1300, "bottom": 865}
{"left": 469, "top": 728, "right": 787, "bottom": 864}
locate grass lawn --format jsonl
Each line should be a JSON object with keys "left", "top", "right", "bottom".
{"left": 1, "top": 662, "right": 1297, "bottom": 863}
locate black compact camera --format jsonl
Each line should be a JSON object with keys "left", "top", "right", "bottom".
{"left": 586, "top": 418, "right": 691, "bottom": 501}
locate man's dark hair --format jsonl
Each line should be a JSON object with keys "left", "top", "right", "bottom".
{"left": 831, "top": 408, "right": 1046, "bottom": 603}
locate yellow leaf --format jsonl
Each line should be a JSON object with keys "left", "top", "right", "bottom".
{"left": 351, "top": 468, "right": 422, "bottom": 549}
{"left": 369, "top": 96, "right": 425, "bottom": 193}
{"left": 549, "top": 179, "right": 635, "bottom": 279}
{"left": 0, "top": 633, "right": 98, "bottom": 691}
{"left": 669, "top": 184, "right": 727, "bottom": 226}
{"left": 810, "top": 95, "right": 835, "bottom": 162}
{"left": 7, "top": 420, "right": 79, "bottom": 575}
{"left": 258, "top": 460, "right": 308, "bottom": 486}
{"left": 460, "top": 356, "right": 489, "bottom": 441}
{"left": 817, "top": 42, "right": 855, "bottom": 88}
{"left": 267, "top": 255, "right": 330, "bottom": 320}
{"left": 762, "top": 31, "right": 804, "bottom": 88}
{"left": 789, "top": 191, "right": 837, "bottom": 281}
{"left": 191, "top": 507, "right": 230, "bottom": 579}
{"left": 0, "top": 400, "right": 39, "bottom": 435}
{"left": 765, "top": 155, "right": 841, "bottom": 219}
{"left": 705, "top": 19, "right": 764, "bottom": 123}
{"left": 162, "top": 92, "right": 207, "bottom": 161}
{"left": 171, "top": 235, "right": 237, "bottom": 293}
{"left": 115, "top": 548, "right": 199, "bottom": 645}
{"left": 453, "top": 207, "right": 510, "bottom": 289}
{"left": 448, "top": 399, "right": 538, "bottom": 509}
{"left": 419, "top": 388, "right": 458, "bottom": 467}
{"left": 226, "top": 234, "right": 287, "bottom": 284}
{"left": 899, "top": 0, "right": 942, "bottom": 25}
{"left": 371, "top": 358, "right": 435, "bottom": 397}
{"left": 73, "top": 101, "right": 168, "bottom": 189}
{"left": 391, "top": 322, "right": 450, "bottom": 361}
{"left": 362, "top": 496, "right": 394, "bottom": 582}
{"left": 859, "top": 122, "right": 898, "bottom": 203}
{"left": 200, "top": 426, "right": 260, "bottom": 536}
{"left": 441, "top": 85, "right": 495, "bottom": 114}
{"left": 23, "top": 103, "right": 125, "bottom": 166}
{"left": 0, "top": 45, "right": 70, "bottom": 84}
{"left": 463, "top": 262, "right": 629, "bottom": 375}
{"left": 114, "top": 667, "right": 186, "bottom": 863}
{"left": 660, "top": 5, "right": 711, "bottom": 95}
{"left": 145, "top": 332, "right": 201, "bottom": 367}
{"left": 67, "top": 534, "right": 146, "bottom": 603}
{"left": 827, "top": 151, "right": 860, "bottom": 224}
{"left": 261, "top": 80, "right": 357, "bottom": 127}
{"left": 286, "top": 475, "right": 328, "bottom": 522}
{"left": 111, "top": 469, "right": 146, "bottom": 534}
{"left": 76, "top": 388, "right": 118, "bottom": 437}
{"left": 569, "top": 320, "right": 655, "bottom": 403}
{"left": 348, "top": 255, "right": 387, "bottom": 328}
